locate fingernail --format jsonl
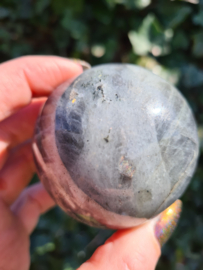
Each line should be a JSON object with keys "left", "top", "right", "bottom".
{"left": 69, "top": 59, "right": 91, "bottom": 71}
{"left": 154, "top": 200, "right": 182, "bottom": 247}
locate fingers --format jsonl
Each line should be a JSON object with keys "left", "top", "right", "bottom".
{"left": 0, "top": 141, "right": 35, "bottom": 205}
{"left": 78, "top": 200, "right": 182, "bottom": 270}
{"left": 0, "top": 55, "right": 83, "bottom": 122}
{"left": 0, "top": 199, "right": 30, "bottom": 270}
{"left": 0, "top": 98, "right": 46, "bottom": 170}
{"left": 11, "top": 183, "right": 55, "bottom": 234}
{"left": 0, "top": 97, "right": 46, "bottom": 169}
{"left": 79, "top": 223, "right": 161, "bottom": 270}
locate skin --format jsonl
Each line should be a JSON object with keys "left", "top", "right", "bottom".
{"left": 0, "top": 56, "right": 161, "bottom": 270}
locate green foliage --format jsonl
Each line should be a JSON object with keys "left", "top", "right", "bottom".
{"left": 0, "top": 0, "right": 203, "bottom": 269}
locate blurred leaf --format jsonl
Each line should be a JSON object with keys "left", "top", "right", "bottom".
{"left": 103, "top": 38, "right": 118, "bottom": 61}
{"left": 61, "top": 9, "right": 88, "bottom": 39}
{"left": 193, "top": 32, "right": 203, "bottom": 57}
{"left": 134, "top": 0, "right": 151, "bottom": 9}
{"left": 51, "top": 0, "right": 84, "bottom": 15}
{"left": 51, "top": 0, "right": 67, "bottom": 14}
{"left": 128, "top": 14, "right": 154, "bottom": 55}
{"left": 176, "top": 0, "right": 199, "bottom": 3}
{"left": 53, "top": 28, "right": 70, "bottom": 51}
{"left": 61, "top": 13, "right": 88, "bottom": 39}
{"left": 172, "top": 30, "right": 189, "bottom": 49}
{"left": 36, "top": 243, "right": 55, "bottom": 256}
{"left": 63, "top": 263, "right": 75, "bottom": 270}
{"left": 129, "top": 14, "right": 170, "bottom": 56}
{"left": 168, "top": 6, "right": 191, "bottom": 28}
{"left": 193, "top": 10, "right": 203, "bottom": 26}
{"left": 157, "top": 4, "right": 192, "bottom": 28}
{"left": 17, "top": 0, "right": 33, "bottom": 19}
{"left": 104, "top": 0, "right": 116, "bottom": 8}
{"left": 0, "top": 7, "right": 10, "bottom": 18}
{"left": 182, "top": 65, "right": 203, "bottom": 87}
{"left": 93, "top": 5, "right": 112, "bottom": 24}
{"left": 60, "top": 9, "right": 73, "bottom": 29}
{"left": 0, "top": 28, "right": 10, "bottom": 40}
{"left": 10, "top": 43, "right": 33, "bottom": 58}
{"left": 35, "top": 0, "right": 50, "bottom": 15}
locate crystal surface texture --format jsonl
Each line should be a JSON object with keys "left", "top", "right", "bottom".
{"left": 33, "top": 64, "right": 199, "bottom": 229}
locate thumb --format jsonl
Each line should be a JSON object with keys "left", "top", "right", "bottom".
{"left": 78, "top": 200, "right": 182, "bottom": 270}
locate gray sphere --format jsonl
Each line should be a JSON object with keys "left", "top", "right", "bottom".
{"left": 33, "top": 64, "right": 199, "bottom": 229}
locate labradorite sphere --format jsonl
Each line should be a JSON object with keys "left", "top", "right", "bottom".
{"left": 33, "top": 64, "right": 199, "bottom": 229}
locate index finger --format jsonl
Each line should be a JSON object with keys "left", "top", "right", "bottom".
{"left": 0, "top": 55, "right": 83, "bottom": 122}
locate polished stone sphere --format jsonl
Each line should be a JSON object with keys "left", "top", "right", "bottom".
{"left": 33, "top": 64, "right": 199, "bottom": 229}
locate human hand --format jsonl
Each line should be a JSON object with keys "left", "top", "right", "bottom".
{"left": 0, "top": 56, "right": 182, "bottom": 270}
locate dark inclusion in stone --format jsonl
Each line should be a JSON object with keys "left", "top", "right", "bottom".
{"left": 54, "top": 64, "right": 199, "bottom": 220}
